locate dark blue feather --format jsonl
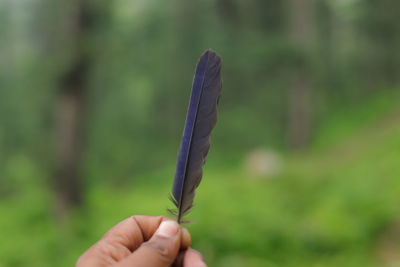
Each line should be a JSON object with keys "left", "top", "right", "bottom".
{"left": 171, "top": 50, "right": 222, "bottom": 223}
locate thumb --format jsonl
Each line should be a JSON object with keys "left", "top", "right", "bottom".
{"left": 117, "top": 220, "right": 182, "bottom": 267}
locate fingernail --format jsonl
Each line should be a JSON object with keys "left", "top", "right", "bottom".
{"left": 156, "top": 220, "right": 179, "bottom": 238}
{"left": 189, "top": 249, "right": 207, "bottom": 267}
{"left": 195, "top": 261, "right": 207, "bottom": 267}
{"left": 193, "top": 258, "right": 207, "bottom": 267}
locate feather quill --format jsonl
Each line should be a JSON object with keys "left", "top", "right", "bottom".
{"left": 170, "top": 50, "right": 222, "bottom": 223}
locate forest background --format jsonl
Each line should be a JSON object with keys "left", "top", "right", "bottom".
{"left": 1, "top": 0, "right": 400, "bottom": 266}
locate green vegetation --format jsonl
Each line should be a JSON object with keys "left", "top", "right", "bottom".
{"left": 1, "top": 0, "right": 400, "bottom": 266}
{"left": 1, "top": 92, "right": 399, "bottom": 267}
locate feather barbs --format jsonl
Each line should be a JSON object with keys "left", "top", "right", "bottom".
{"left": 170, "top": 50, "right": 222, "bottom": 223}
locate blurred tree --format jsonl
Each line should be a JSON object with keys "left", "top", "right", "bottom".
{"left": 52, "top": 0, "right": 113, "bottom": 213}
{"left": 315, "top": 0, "right": 337, "bottom": 91}
{"left": 54, "top": 0, "right": 89, "bottom": 212}
{"left": 216, "top": 0, "right": 240, "bottom": 28}
{"left": 50, "top": 0, "right": 111, "bottom": 213}
{"left": 286, "top": 0, "right": 316, "bottom": 149}
{"left": 358, "top": 0, "right": 400, "bottom": 89}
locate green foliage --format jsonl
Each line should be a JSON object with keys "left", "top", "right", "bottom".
{"left": 1, "top": 0, "right": 400, "bottom": 266}
{"left": 1, "top": 97, "right": 400, "bottom": 266}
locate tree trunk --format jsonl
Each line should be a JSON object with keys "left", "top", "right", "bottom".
{"left": 362, "top": 0, "right": 400, "bottom": 88}
{"left": 54, "top": 1, "right": 91, "bottom": 215}
{"left": 286, "top": 0, "right": 315, "bottom": 150}
{"left": 216, "top": 0, "right": 239, "bottom": 27}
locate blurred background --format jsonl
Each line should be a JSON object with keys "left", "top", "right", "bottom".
{"left": 1, "top": 0, "right": 400, "bottom": 266}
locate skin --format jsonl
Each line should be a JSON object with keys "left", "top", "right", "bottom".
{"left": 76, "top": 216, "right": 207, "bottom": 267}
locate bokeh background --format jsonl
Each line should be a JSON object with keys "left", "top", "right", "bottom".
{"left": 1, "top": 0, "right": 400, "bottom": 266}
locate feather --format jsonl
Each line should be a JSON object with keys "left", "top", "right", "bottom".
{"left": 170, "top": 50, "right": 222, "bottom": 223}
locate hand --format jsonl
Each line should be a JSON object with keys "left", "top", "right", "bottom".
{"left": 77, "top": 216, "right": 206, "bottom": 267}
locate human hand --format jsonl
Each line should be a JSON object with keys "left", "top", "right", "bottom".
{"left": 76, "top": 216, "right": 206, "bottom": 267}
